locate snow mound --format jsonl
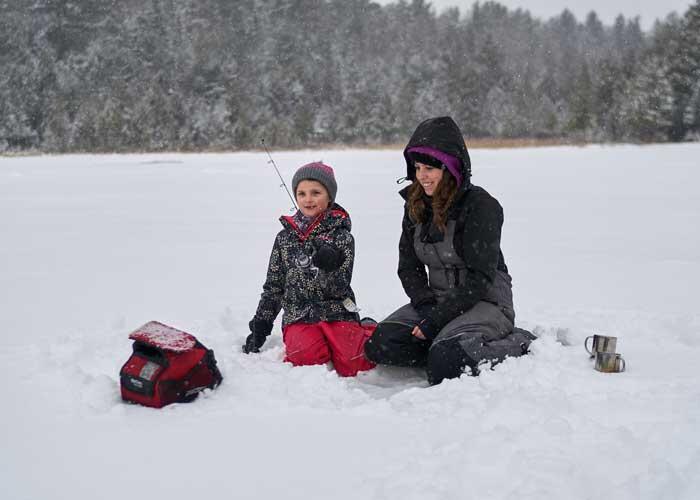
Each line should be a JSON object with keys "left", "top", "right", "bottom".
{"left": 128, "top": 320, "right": 198, "bottom": 352}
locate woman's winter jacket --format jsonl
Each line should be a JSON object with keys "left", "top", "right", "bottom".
{"left": 397, "top": 116, "right": 515, "bottom": 338}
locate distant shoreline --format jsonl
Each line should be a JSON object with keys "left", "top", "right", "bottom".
{"left": 5, "top": 138, "right": 699, "bottom": 157}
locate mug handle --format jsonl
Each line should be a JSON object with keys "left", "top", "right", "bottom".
{"left": 584, "top": 336, "right": 594, "bottom": 355}
{"left": 618, "top": 356, "right": 626, "bottom": 372}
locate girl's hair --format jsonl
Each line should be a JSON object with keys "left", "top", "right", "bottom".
{"left": 407, "top": 169, "right": 458, "bottom": 231}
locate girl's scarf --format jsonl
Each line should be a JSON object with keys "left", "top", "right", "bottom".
{"left": 293, "top": 210, "right": 318, "bottom": 234}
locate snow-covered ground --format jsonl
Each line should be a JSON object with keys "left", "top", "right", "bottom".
{"left": 1, "top": 144, "right": 699, "bottom": 500}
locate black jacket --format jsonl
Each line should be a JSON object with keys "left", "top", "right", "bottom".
{"left": 398, "top": 117, "right": 509, "bottom": 333}
{"left": 254, "top": 204, "right": 358, "bottom": 327}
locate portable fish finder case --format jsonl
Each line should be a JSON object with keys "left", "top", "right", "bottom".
{"left": 120, "top": 321, "right": 223, "bottom": 408}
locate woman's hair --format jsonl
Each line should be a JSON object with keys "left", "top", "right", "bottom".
{"left": 407, "top": 169, "right": 459, "bottom": 231}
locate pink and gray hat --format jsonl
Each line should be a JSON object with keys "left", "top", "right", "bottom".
{"left": 405, "top": 146, "right": 464, "bottom": 187}
{"left": 292, "top": 162, "right": 338, "bottom": 202}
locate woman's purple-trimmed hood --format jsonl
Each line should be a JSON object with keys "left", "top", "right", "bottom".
{"left": 403, "top": 116, "right": 472, "bottom": 191}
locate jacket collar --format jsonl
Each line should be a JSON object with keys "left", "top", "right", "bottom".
{"left": 280, "top": 203, "right": 350, "bottom": 241}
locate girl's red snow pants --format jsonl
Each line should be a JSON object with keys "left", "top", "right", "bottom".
{"left": 282, "top": 321, "right": 376, "bottom": 377}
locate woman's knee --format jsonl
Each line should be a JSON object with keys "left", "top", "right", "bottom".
{"left": 426, "top": 337, "right": 476, "bottom": 385}
{"left": 363, "top": 324, "right": 390, "bottom": 362}
{"left": 364, "top": 321, "right": 426, "bottom": 365}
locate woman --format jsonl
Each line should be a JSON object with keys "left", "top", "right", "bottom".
{"left": 364, "top": 116, "right": 535, "bottom": 385}
{"left": 243, "top": 161, "right": 375, "bottom": 377}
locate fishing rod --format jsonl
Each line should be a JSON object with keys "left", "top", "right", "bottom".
{"left": 261, "top": 138, "right": 298, "bottom": 213}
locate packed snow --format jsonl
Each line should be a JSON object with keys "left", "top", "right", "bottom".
{"left": 129, "top": 321, "right": 198, "bottom": 352}
{"left": 1, "top": 144, "right": 699, "bottom": 500}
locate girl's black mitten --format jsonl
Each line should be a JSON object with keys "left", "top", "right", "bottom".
{"left": 242, "top": 318, "right": 273, "bottom": 353}
{"left": 311, "top": 240, "right": 343, "bottom": 272}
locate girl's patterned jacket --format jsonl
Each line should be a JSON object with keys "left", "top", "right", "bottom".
{"left": 253, "top": 203, "right": 359, "bottom": 328}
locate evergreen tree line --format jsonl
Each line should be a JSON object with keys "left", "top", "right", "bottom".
{"left": 1, "top": 0, "right": 699, "bottom": 152}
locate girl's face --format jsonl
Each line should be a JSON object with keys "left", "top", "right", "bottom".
{"left": 296, "top": 180, "right": 330, "bottom": 218}
{"left": 415, "top": 162, "right": 444, "bottom": 196}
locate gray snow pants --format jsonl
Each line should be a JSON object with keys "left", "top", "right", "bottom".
{"left": 364, "top": 301, "right": 535, "bottom": 385}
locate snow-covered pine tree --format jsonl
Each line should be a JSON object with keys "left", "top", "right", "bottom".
{"left": 619, "top": 55, "right": 674, "bottom": 142}
{"left": 680, "top": 1, "right": 700, "bottom": 137}
{"left": 567, "top": 61, "right": 594, "bottom": 137}
{"left": 666, "top": 0, "right": 700, "bottom": 140}
{"left": 593, "top": 59, "right": 626, "bottom": 141}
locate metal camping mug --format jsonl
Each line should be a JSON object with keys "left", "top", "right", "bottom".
{"left": 584, "top": 334, "right": 617, "bottom": 358}
{"left": 594, "top": 352, "right": 626, "bottom": 373}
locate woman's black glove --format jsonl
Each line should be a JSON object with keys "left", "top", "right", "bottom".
{"left": 311, "top": 240, "right": 344, "bottom": 272}
{"left": 414, "top": 299, "right": 439, "bottom": 341}
{"left": 242, "top": 318, "right": 273, "bottom": 353}
{"left": 416, "top": 317, "right": 439, "bottom": 341}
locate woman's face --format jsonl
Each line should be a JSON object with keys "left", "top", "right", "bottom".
{"left": 296, "top": 180, "right": 330, "bottom": 218}
{"left": 415, "top": 162, "right": 444, "bottom": 196}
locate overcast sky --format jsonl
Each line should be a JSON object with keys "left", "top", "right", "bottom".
{"left": 375, "top": 1, "right": 694, "bottom": 29}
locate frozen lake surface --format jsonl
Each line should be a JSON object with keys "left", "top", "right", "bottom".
{"left": 1, "top": 144, "right": 699, "bottom": 499}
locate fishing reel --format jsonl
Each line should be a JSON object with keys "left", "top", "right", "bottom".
{"left": 295, "top": 248, "right": 319, "bottom": 275}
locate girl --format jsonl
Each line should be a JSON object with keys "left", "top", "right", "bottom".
{"left": 243, "top": 162, "right": 375, "bottom": 377}
{"left": 364, "top": 116, "right": 536, "bottom": 385}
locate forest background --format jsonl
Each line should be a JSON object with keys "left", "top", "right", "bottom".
{"left": 1, "top": 0, "right": 699, "bottom": 153}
